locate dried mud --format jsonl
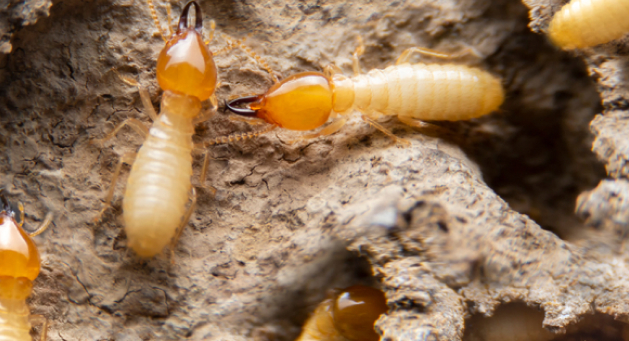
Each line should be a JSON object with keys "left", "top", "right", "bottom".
{"left": 0, "top": 0, "right": 626, "bottom": 340}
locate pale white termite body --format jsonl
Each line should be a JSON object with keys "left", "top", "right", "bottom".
{"left": 549, "top": 0, "right": 629, "bottom": 49}
{"left": 339, "top": 63, "right": 504, "bottom": 121}
{"left": 122, "top": 94, "right": 195, "bottom": 257}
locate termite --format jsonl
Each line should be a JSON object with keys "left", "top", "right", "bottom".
{"left": 93, "top": 1, "right": 270, "bottom": 257}
{"left": 296, "top": 285, "right": 388, "bottom": 341}
{"left": 0, "top": 191, "right": 53, "bottom": 341}
{"left": 548, "top": 0, "right": 629, "bottom": 49}
{"left": 223, "top": 40, "right": 504, "bottom": 145}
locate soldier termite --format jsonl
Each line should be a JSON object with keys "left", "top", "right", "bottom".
{"left": 92, "top": 1, "right": 272, "bottom": 258}
{"left": 296, "top": 285, "right": 388, "bottom": 341}
{"left": 548, "top": 0, "right": 629, "bottom": 49}
{"left": 222, "top": 40, "right": 504, "bottom": 145}
{"left": 0, "top": 192, "right": 52, "bottom": 341}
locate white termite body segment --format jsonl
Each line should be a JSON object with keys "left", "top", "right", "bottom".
{"left": 335, "top": 63, "right": 504, "bottom": 122}
{"left": 123, "top": 103, "right": 194, "bottom": 258}
{"left": 549, "top": 0, "right": 629, "bottom": 49}
{"left": 0, "top": 298, "right": 31, "bottom": 341}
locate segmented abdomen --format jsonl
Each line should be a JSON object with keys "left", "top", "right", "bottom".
{"left": 123, "top": 114, "right": 194, "bottom": 257}
{"left": 549, "top": 0, "right": 629, "bottom": 49}
{"left": 0, "top": 298, "right": 31, "bottom": 341}
{"left": 352, "top": 63, "right": 504, "bottom": 121}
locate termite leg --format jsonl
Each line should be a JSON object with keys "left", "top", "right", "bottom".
{"left": 90, "top": 118, "right": 149, "bottom": 145}
{"left": 199, "top": 152, "right": 218, "bottom": 195}
{"left": 94, "top": 152, "right": 137, "bottom": 222}
{"left": 29, "top": 212, "right": 53, "bottom": 237}
{"left": 192, "top": 108, "right": 216, "bottom": 125}
{"left": 170, "top": 187, "right": 197, "bottom": 262}
{"left": 395, "top": 45, "right": 481, "bottom": 65}
{"left": 117, "top": 75, "right": 159, "bottom": 121}
{"left": 286, "top": 118, "right": 347, "bottom": 144}
{"left": 30, "top": 314, "right": 48, "bottom": 341}
{"left": 324, "top": 64, "right": 343, "bottom": 78}
{"left": 146, "top": 0, "right": 169, "bottom": 42}
{"left": 397, "top": 116, "right": 454, "bottom": 137}
{"left": 361, "top": 115, "right": 411, "bottom": 146}
{"left": 353, "top": 36, "right": 365, "bottom": 76}
{"left": 227, "top": 115, "right": 267, "bottom": 125}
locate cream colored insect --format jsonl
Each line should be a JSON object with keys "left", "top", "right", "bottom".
{"left": 0, "top": 191, "right": 53, "bottom": 341}
{"left": 548, "top": 0, "right": 629, "bottom": 49}
{"left": 93, "top": 1, "right": 221, "bottom": 258}
{"left": 224, "top": 41, "right": 504, "bottom": 145}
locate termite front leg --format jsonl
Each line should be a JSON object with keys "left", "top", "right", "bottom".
{"left": 94, "top": 152, "right": 137, "bottom": 222}
{"left": 117, "top": 75, "right": 159, "bottom": 121}
{"left": 286, "top": 118, "right": 347, "bottom": 144}
{"left": 90, "top": 118, "right": 149, "bottom": 145}
{"left": 30, "top": 314, "right": 48, "bottom": 341}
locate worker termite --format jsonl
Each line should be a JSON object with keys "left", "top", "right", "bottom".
{"left": 0, "top": 191, "right": 52, "bottom": 341}
{"left": 296, "top": 285, "right": 388, "bottom": 341}
{"left": 223, "top": 40, "right": 504, "bottom": 145}
{"left": 92, "top": 0, "right": 270, "bottom": 257}
{"left": 548, "top": 0, "right": 629, "bottom": 49}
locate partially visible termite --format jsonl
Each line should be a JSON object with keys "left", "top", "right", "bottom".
{"left": 548, "top": 0, "right": 629, "bottom": 49}
{"left": 296, "top": 285, "right": 388, "bottom": 341}
{"left": 222, "top": 40, "right": 504, "bottom": 145}
{"left": 0, "top": 191, "right": 53, "bottom": 341}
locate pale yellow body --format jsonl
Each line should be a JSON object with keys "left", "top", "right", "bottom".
{"left": 0, "top": 298, "right": 31, "bottom": 341}
{"left": 123, "top": 91, "right": 199, "bottom": 257}
{"left": 296, "top": 299, "right": 348, "bottom": 341}
{"left": 332, "top": 63, "right": 504, "bottom": 121}
{"left": 549, "top": 0, "right": 629, "bottom": 49}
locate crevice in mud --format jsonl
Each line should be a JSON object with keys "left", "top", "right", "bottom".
{"left": 464, "top": 303, "right": 629, "bottom": 341}
{"left": 439, "top": 1, "right": 606, "bottom": 240}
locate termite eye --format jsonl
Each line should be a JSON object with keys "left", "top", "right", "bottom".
{"left": 156, "top": 1, "right": 217, "bottom": 101}
{"left": 332, "top": 285, "right": 388, "bottom": 341}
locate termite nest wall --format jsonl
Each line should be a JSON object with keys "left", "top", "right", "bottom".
{"left": 0, "top": 0, "right": 628, "bottom": 340}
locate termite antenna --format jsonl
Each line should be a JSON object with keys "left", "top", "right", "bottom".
{"left": 226, "top": 96, "right": 259, "bottom": 117}
{"left": 178, "top": 1, "right": 203, "bottom": 34}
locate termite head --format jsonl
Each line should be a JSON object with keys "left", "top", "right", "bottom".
{"left": 226, "top": 72, "right": 333, "bottom": 131}
{"left": 156, "top": 1, "right": 217, "bottom": 102}
{"left": 331, "top": 285, "right": 388, "bottom": 341}
{"left": 0, "top": 192, "right": 40, "bottom": 299}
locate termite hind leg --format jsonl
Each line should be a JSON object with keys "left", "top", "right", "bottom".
{"left": 361, "top": 115, "right": 411, "bottom": 146}
{"left": 169, "top": 188, "right": 197, "bottom": 263}
{"left": 353, "top": 36, "right": 365, "bottom": 76}
{"left": 90, "top": 118, "right": 149, "bottom": 146}
{"left": 286, "top": 118, "right": 347, "bottom": 144}
{"left": 395, "top": 45, "right": 481, "bottom": 65}
{"left": 94, "top": 152, "right": 137, "bottom": 223}
{"left": 116, "top": 74, "right": 159, "bottom": 121}
{"left": 30, "top": 314, "right": 48, "bottom": 341}
{"left": 397, "top": 115, "right": 453, "bottom": 137}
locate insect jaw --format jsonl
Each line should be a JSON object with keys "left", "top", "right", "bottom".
{"left": 226, "top": 95, "right": 261, "bottom": 117}
{"left": 177, "top": 1, "right": 203, "bottom": 35}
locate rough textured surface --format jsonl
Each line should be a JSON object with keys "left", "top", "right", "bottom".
{"left": 0, "top": 0, "right": 624, "bottom": 340}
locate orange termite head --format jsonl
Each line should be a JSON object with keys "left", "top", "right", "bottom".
{"left": 226, "top": 72, "right": 334, "bottom": 131}
{"left": 331, "top": 285, "right": 388, "bottom": 341}
{"left": 0, "top": 191, "right": 41, "bottom": 298}
{"left": 156, "top": 1, "right": 217, "bottom": 101}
